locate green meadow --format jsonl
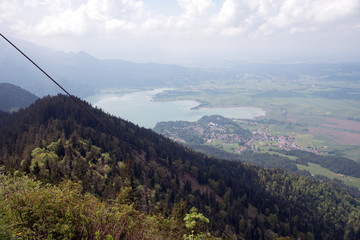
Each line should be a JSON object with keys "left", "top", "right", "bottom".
{"left": 297, "top": 163, "right": 360, "bottom": 190}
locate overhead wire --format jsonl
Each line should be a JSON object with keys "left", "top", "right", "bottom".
{"left": 0, "top": 33, "right": 234, "bottom": 240}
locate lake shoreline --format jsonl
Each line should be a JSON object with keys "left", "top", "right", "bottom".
{"left": 86, "top": 88, "right": 266, "bottom": 128}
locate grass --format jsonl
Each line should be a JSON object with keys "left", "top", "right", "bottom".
{"left": 205, "top": 139, "right": 243, "bottom": 154}
{"left": 266, "top": 152, "right": 298, "bottom": 160}
{"left": 293, "top": 133, "right": 325, "bottom": 149}
{"left": 297, "top": 163, "right": 360, "bottom": 190}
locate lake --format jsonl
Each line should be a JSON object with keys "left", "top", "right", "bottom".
{"left": 86, "top": 89, "right": 266, "bottom": 128}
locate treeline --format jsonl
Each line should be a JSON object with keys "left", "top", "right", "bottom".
{"left": 1, "top": 95, "right": 360, "bottom": 239}
{"left": 283, "top": 150, "right": 360, "bottom": 178}
{"left": 185, "top": 143, "right": 298, "bottom": 172}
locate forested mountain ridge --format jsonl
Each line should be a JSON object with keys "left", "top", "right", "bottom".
{"left": 0, "top": 82, "right": 38, "bottom": 112}
{"left": 1, "top": 95, "right": 360, "bottom": 239}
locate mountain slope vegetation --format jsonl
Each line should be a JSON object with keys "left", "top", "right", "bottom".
{"left": 0, "top": 95, "right": 360, "bottom": 239}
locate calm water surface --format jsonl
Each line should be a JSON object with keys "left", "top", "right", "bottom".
{"left": 86, "top": 89, "right": 265, "bottom": 128}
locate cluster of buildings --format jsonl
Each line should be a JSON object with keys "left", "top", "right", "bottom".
{"left": 248, "top": 125, "right": 319, "bottom": 153}
{"left": 160, "top": 120, "right": 320, "bottom": 154}
{"left": 204, "top": 122, "right": 249, "bottom": 145}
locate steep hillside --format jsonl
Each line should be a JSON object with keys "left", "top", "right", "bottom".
{"left": 0, "top": 95, "right": 360, "bottom": 239}
{"left": 0, "top": 83, "right": 38, "bottom": 112}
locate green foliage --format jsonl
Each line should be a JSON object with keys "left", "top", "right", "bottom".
{"left": 183, "top": 207, "right": 219, "bottom": 240}
{"left": 0, "top": 173, "right": 172, "bottom": 239}
{"left": 184, "top": 207, "right": 210, "bottom": 231}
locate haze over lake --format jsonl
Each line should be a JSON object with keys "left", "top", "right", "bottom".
{"left": 86, "top": 89, "right": 265, "bottom": 128}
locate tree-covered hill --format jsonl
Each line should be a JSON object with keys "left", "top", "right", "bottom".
{"left": 0, "top": 83, "right": 38, "bottom": 112}
{"left": 0, "top": 94, "right": 360, "bottom": 239}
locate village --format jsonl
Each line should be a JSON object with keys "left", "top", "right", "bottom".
{"left": 156, "top": 117, "right": 320, "bottom": 155}
{"left": 246, "top": 124, "right": 320, "bottom": 153}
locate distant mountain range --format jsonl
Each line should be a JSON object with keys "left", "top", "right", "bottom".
{"left": 0, "top": 38, "right": 207, "bottom": 97}
{"left": 1, "top": 38, "right": 359, "bottom": 98}
{"left": 0, "top": 83, "right": 38, "bottom": 112}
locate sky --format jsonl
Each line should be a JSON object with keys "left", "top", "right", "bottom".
{"left": 1, "top": 0, "right": 360, "bottom": 66}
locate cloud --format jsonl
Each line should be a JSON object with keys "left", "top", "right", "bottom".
{"left": 258, "top": 0, "right": 360, "bottom": 35}
{"left": 0, "top": 0, "right": 153, "bottom": 36}
{"left": 209, "top": 0, "right": 263, "bottom": 36}
{"left": 35, "top": 7, "right": 89, "bottom": 36}
{"left": 213, "top": 0, "right": 360, "bottom": 36}
{"left": 354, "top": 24, "right": 360, "bottom": 29}
{"left": 177, "top": 0, "right": 215, "bottom": 18}
{"left": 1, "top": 0, "right": 359, "bottom": 39}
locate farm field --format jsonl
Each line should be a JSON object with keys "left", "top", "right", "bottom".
{"left": 154, "top": 67, "right": 360, "bottom": 162}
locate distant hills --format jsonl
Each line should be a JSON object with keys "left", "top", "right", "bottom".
{"left": 0, "top": 38, "right": 206, "bottom": 97}
{"left": 1, "top": 94, "right": 360, "bottom": 239}
{"left": 1, "top": 38, "right": 359, "bottom": 98}
{"left": 0, "top": 83, "right": 38, "bottom": 112}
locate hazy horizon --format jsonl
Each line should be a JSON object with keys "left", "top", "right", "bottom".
{"left": 1, "top": 0, "right": 360, "bottom": 67}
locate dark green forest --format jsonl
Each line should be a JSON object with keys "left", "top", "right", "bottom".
{"left": 1, "top": 95, "right": 360, "bottom": 239}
